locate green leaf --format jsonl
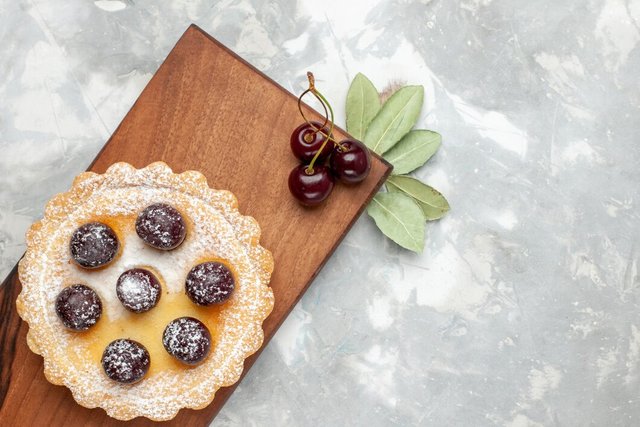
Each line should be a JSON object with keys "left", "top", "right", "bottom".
{"left": 386, "top": 175, "right": 450, "bottom": 220}
{"left": 367, "top": 192, "right": 425, "bottom": 253}
{"left": 383, "top": 130, "right": 441, "bottom": 175}
{"left": 346, "top": 73, "right": 381, "bottom": 140}
{"left": 363, "top": 85, "right": 424, "bottom": 155}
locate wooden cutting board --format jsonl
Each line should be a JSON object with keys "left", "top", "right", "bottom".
{"left": 0, "top": 25, "right": 391, "bottom": 426}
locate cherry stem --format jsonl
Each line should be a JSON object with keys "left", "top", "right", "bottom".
{"left": 297, "top": 72, "right": 340, "bottom": 174}
{"left": 297, "top": 88, "right": 329, "bottom": 134}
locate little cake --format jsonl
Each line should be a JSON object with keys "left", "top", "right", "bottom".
{"left": 16, "top": 162, "right": 274, "bottom": 421}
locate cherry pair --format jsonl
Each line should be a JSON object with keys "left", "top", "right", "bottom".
{"left": 288, "top": 73, "right": 371, "bottom": 206}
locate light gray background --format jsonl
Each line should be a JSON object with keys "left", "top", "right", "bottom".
{"left": 1, "top": 0, "right": 639, "bottom": 425}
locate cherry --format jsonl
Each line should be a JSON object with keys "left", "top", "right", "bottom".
{"left": 288, "top": 164, "right": 334, "bottom": 207}
{"left": 70, "top": 222, "right": 119, "bottom": 269}
{"left": 290, "top": 121, "right": 334, "bottom": 162}
{"left": 116, "top": 268, "right": 162, "bottom": 313}
{"left": 135, "top": 203, "right": 186, "bottom": 250}
{"left": 330, "top": 139, "right": 372, "bottom": 184}
{"left": 55, "top": 284, "right": 102, "bottom": 331}
{"left": 162, "top": 317, "right": 211, "bottom": 365}
{"left": 102, "top": 339, "right": 150, "bottom": 383}
{"left": 185, "top": 262, "right": 235, "bottom": 306}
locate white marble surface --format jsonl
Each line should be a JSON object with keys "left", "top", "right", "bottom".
{"left": 2, "top": 0, "right": 640, "bottom": 425}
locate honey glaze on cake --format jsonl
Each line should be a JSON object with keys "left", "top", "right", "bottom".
{"left": 77, "top": 256, "right": 236, "bottom": 376}
{"left": 17, "top": 163, "right": 275, "bottom": 421}
{"left": 65, "top": 211, "right": 240, "bottom": 377}
{"left": 83, "top": 292, "right": 226, "bottom": 375}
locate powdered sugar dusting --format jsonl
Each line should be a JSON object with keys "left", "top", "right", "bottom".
{"left": 16, "top": 162, "right": 274, "bottom": 421}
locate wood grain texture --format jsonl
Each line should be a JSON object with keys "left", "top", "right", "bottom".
{"left": 0, "top": 25, "right": 391, "bottom": 426}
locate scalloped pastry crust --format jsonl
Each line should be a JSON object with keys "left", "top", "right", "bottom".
{"left": 16, "top": 162, "right": 274, "bottom": 421}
